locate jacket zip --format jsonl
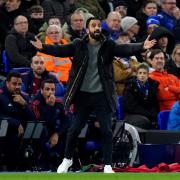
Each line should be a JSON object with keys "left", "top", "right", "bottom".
{"left": 64, "top": 55, "right": 87, "bottom": 108}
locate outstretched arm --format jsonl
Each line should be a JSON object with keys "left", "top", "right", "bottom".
{"left": 30, "top": 37, "right": 75, "bottom": 57}
{"left": 113, "top": 35, "right": 156, "bottom": 57}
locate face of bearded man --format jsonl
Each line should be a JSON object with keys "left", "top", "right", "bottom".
{"left": 88, "top": 19, "right": 102, "bottom": 41}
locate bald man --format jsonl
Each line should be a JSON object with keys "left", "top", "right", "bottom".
{"left": 101, "top": 11, "right": 122, "bottom": 41}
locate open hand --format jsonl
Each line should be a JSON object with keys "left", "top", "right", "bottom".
{"left": 143, "top": 35, "right": 157, "bottom": 50}
{"left": 30, "top": 37, "right": 43, "bottom": 50}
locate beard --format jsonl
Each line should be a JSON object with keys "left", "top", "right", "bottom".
{"left": 89, "top": 31, "right": 101, "bottom": 41}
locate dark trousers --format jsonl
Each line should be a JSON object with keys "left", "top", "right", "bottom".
{"left": 64, "top": 91, "right": 113, "bottom": 165}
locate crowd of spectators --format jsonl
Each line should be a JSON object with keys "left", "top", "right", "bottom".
{"left": 0, "top": 0, "right": 180, "bottom": 172}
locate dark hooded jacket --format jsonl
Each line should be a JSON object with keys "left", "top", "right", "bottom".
{"left": 150, "top": 26, "right": 175, "bottom": 54}
{"left": 40, "top": 35, "right": 145, "bottom": 112}
{"left": 123, "top": 77, "right": 159, "bottom": 122}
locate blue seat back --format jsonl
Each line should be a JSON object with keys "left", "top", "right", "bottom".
{"left": 157, "top": 110, "right": 170, "bottom": 130}
{"left": 11, "top": 67, "right": 31, "bottom": 73}
{"left": 116, "top": 96, "right": 123, "bottom": 120}
{"left": 55, "top": 82, "right": 65, "bottom": 98}
{"left": 2, "top": 50, "right": 9, "bottom": 73}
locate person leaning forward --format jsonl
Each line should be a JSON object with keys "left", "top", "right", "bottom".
{"left": 31, "top": 17, "right": 156, "bottom": 173}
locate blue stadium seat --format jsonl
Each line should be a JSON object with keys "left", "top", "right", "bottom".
{"left": 157, "top": 110, "right": 170, "bottom": 130}
{"left": 116, "top": 96, "right": 123, "bottom": 120}
{"left": 11, "top": 67, "right": 31, "bottom": 73}
{"left": 2, "top": 50, "right": 9, "bottom": 73}
{"left": 55, "top": 82, "right": 65, "bottom": 98}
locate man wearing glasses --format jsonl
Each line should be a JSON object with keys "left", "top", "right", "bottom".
{"left": 5, "top": 15, "right": 37, "bottom": 69}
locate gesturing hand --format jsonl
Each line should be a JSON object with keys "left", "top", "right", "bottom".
{"left": 143, "top": 35, "right": 157, "bottom": 50}
{"left": 30, "top": 37, "right": 43, "bottom": 50}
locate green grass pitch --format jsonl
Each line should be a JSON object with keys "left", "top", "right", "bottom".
{"left": 0, "top": 173, "right": 180, "bottom": 180}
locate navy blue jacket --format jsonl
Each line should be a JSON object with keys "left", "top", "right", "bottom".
{"left": 22, "top": 69, "right": 59, "bottom": 97}
{"left": 31, "top": 92, "right": 70, "bottom": 136}
{"left": 0, "top": 85, "right": 33, "bottom": 127}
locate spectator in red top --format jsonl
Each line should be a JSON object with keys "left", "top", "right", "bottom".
{"left": 149, "top": 49, "right": 180, "bottom": 111}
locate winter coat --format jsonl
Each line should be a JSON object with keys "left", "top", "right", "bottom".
{"left": 22, "top": 69, "right": 59, "bottom": 97}
{"left": 0, "top": 85, "right": 33, "bottom": 127}
{"left": 123, "top": 77, "right": 159, "bottom": 122}
{"left": 157, "top": 11, "right": 177, "bottom": 31}
{"left": 113, "top": 58, "right": 138, "bottom": 96}
{"left": 62, "top": 23, "right": 87, "bottom": 42}
{"left": 5, "top": 29, "right": 37, "bottom": 69}
{"left": 150, "top": 26, "right": 175, "bottom": 54}
{"left": 31, "top": 92, "right": 69, "bottom": 136}
{"left": 40, "top": 35, "right": 145, "bottom": 112}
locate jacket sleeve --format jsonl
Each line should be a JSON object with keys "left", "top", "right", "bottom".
{"left": 113, "top": 42, "right": 144, "bottom": 57}
{"left": 41, "top": 41, "right": 75, "bottom": 57}
{"left": 5, "top": 35, "right": 31, "bottom": 67}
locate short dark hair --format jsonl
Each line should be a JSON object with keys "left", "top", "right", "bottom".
{"left": 86, "top": 17, "right": 101, "bottom": 28}
{"left": 149, "top": 49, "right": 165, "bottom": 60}
{"left": 29, "top": 5, "right": 43, "bottom": 13}
{"left": 6, "top": 72, "right": 22, "bottom": 82}
{"left": 41, "top": 79, "right": 55, "bottom": 89}
{"left": 137, "top": 63, "right": 149, "bottom": 73}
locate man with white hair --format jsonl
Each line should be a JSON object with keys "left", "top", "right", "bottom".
{"left": 37, "top": 25, "right": 72, "bottom": 85}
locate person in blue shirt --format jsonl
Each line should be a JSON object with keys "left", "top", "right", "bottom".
{"left": 167, "top": 100, "right": 180, "bottom": 130}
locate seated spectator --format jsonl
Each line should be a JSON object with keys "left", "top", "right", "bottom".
{"left": 37, "top": 25, "right": 72, "bottom": 85}
{"left": 113, "top": 32, "right": 139, "bottom": 96}
{"left": 112, "top": 0, "right": 128, "bottom": 18}
{"left": 74, "top": 7, "right": 94, "bottom": 23}
{"left": 28, "top": 5, "right": 45, "bottom": 35}
{"left": 0, "top": 72, "right": 33, "bottom": 170}
{"left": 120, "top": 16, "right": 140, "bottom": 43}
{"left": 5, "top": 15, "right": 37, "bottom": 69}
{"left": 157, "top": 0, "right": 178, "bottom": 31}
{"left": 136, "top": 0, "right": 158, "bottom": 40}
{"left": 166, "top": 44, "right": 180, "bottom": 78}
{"left": 31, "top": 79, "right": 71, "bottom": 169}
{"left": 62, "top": 11, "right": 87, "bottom": 42}
{"left": 22, "top": 55, "right": 59, "bottom": 97}
{"left": 167, "top": 100, "right": 180, "bottom": 130}
{"left": 101, "top": 11, "right": 122, "bottom": 41}
{"left": 146, "top": 15, "right": 160, "bottom": 36}
{"left": 123, "top": 63, "right": 159, "bottom": 129}
{"left": 150, "top": 26, "right": 175, "bottom": 61}
{"left": 149, "top": 49, "right": 180, "bottom": 111}
{"left": 39, "top": 16, "right": 62, "bottom": 43}
{"left": 0, "top": 0, "right": 26, "bottom": 50}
